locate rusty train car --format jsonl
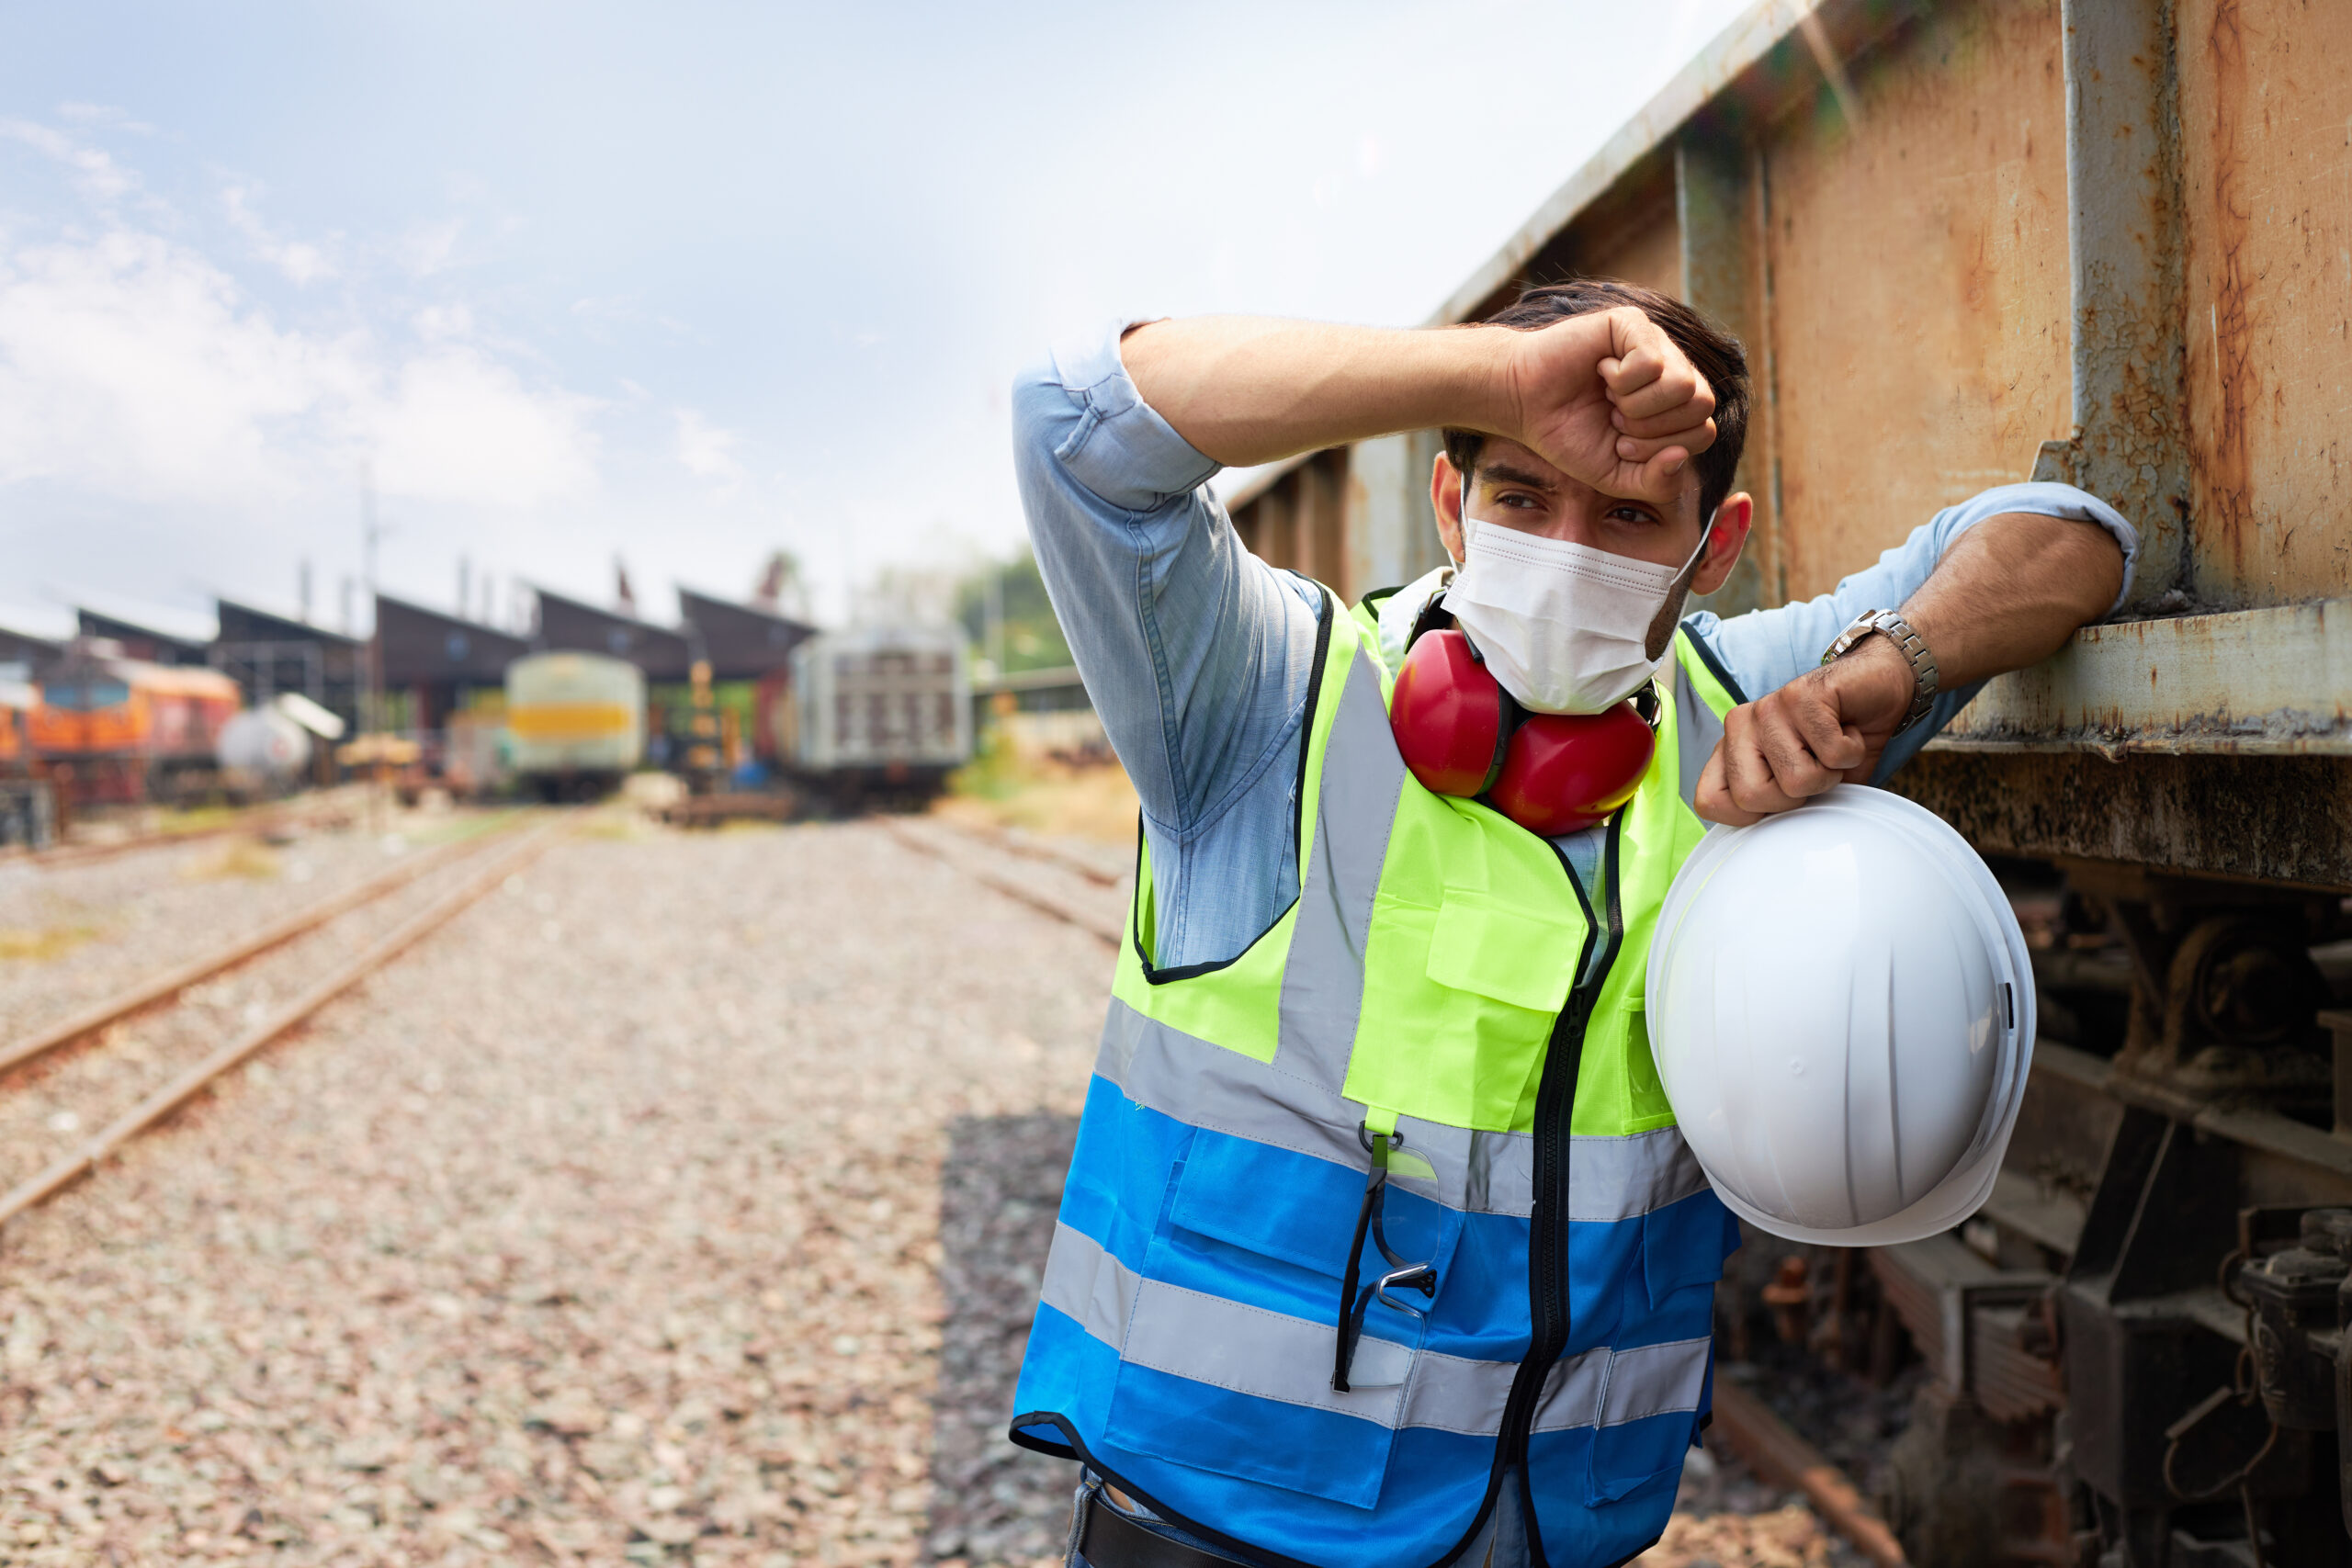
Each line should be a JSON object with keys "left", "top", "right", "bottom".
{"left": 1222, "top": 1, "right": 2352, "bottom": 1562}
{"left": 29, "top": 642, "right": 242, "bottom": 804}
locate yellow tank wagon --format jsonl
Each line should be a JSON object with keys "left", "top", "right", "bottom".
{"left": 504, "top": 652, "right": 644, "bottom": 802}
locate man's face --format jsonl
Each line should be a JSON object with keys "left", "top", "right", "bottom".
{"left": 1430, "top": 437, "right": 1751, "bottom": 592}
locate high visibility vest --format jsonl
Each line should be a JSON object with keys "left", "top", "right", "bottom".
{"left": 1012, "top": 588, "right": 1748, "bottom": 1568}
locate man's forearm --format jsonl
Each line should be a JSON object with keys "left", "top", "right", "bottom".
{"left": 1902, "top": 513, "right": 2126, "bottom": 686}
{"left": 1119, "top": 317, "right": 1514, "bottom": 468}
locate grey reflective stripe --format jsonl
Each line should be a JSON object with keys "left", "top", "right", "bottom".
{"left": 1099, "top": 998, "right": 1709, "bottom": 1223}
{"left": 1273, "top": 647, "right": 1405, "bottom": 1090}
{"left": 1039, "top": 1224, "right": 1710, "bottom": 1436}
{"left": 1130, "top": 1279, "right": 1415, "bottom": 1420}
{"left": 1532, "top": 1334, "right": 1712, "bottom": 1434}
{"left": 1039, "top": 1216, "right": 1142, "bottom": 1347}
{"left": 1673, "top": 656, "right": 1724, "bottom": 816}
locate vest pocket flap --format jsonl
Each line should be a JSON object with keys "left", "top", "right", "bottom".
{"left": 1424, "top": 896, "right": 1577, "bottom": 1014}
{"left": 1168, "top": 1127, "right": 1456, "bottom": 1283}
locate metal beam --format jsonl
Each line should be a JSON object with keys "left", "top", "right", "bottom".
{"left": 1894, "top": 750, "right": 2352, "bottom": 891}
{"left": 2040, "top": 0, "right": 2191, "bottom": 608}
{"left": 1676, "top": 131, "right": 1779, "bottom": 616}
{"left": 1937, "top": 599, "right": 2352, "bottom": 756}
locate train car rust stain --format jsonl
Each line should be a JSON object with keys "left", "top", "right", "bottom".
{"left": 1762, "top": 0, "right": 2072, "bottom": 601}
{"left": 2179, "top": 0, "right": 2352, "bottom": 608}
{"left": 2199, "top": 0, "right": 2260, "bottom": 583}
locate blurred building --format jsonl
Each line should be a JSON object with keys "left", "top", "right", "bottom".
{"left": 532, "top": 588, "right": 694, "bottom": 680}
{"left": 677, "top": 588, "right": 816, "bottom": 764}
{"left": 211, "top": 598, "right": 365, "bottom": 735}
{"left": 0, "top": 625, "right": 61, "bottom": 677}
{"left": 376, "top": 592, "right": 532, "bottom": 736}
{"left": 75, "top": 606, "right": 211, "bottom": 667}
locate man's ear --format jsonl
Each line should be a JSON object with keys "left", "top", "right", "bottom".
{"left": 1430, "top": 452, "right": 1465, "bottom": 565}
{"left": 1690, "top": 492, "right": 1753, "bottom": 596}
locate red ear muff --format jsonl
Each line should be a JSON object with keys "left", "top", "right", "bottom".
{"left": 1485, "top": 704, "right": 1656, "bottom": 837}
{"left": 1390, "top": 630, "right": 1511, "bottom": 796}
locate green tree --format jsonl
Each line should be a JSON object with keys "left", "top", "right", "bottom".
{"left": 956, "top": 551, "right": 1072, "bottom": 675}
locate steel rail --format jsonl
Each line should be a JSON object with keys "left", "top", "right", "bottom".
{"left": 0, "top": 812, "right": 526, "bottom": 1081}
{"left": 933, "top": 817, "right": 1122, "bottom": 888}
{"left": 1710, "top": 1376, "right": 1908, "bottom": 1567}
{"left": 21, "top": 789, "right": 371, "bottom": 870}
{"left": 882, "top": 820, "right": 1121, "bottom": 947}
{"left": 0, "top": 818, "right": 565, "bottom": 1231}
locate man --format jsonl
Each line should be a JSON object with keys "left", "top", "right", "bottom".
{"left": 1005, "top": 282, "right": 2133, "bottom": 1568}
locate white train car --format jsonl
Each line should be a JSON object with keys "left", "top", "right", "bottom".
{"left": 781, "top": 626, "right": 970, "bottom": 808}
{"left": 505, "top": 652, "right": 644, "bottom": 801}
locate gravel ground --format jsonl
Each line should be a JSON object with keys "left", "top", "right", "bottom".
{"left": 0, "top": 807, "right": 492, "bottom": 1045}
{"left": 0, "top": 813, "right": 1853, "bottom": 1567}
{"left": 0, "top": 817, "right": 530, "bottom": 1197}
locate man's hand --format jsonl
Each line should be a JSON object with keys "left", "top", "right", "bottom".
{"left": 1507, "top": 307, "right": 1717, "bottom": 506}
{"left": 1694, "top": 636, "right": 1914, "bottom": 825}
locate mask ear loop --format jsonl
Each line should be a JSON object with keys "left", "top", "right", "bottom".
{"left": 1642, "top": 503, "right": 1720, "bottom": 663}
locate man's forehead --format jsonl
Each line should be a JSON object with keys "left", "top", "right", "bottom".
{"left": 1470, "top": 439, "right": 1569, "bottom": 490}
{"left": 1470, "top": 438, "right": 1702, "bottom": 512}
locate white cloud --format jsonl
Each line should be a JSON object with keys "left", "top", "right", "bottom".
{"left": 1, "top": 118, "right": 138, "bottom": 203}
{"left": 397, "top": 218, "right": 463, "bottom": 277}
{"left": 222, "top": 184, "right": 338, "bottom": 285}
{"left": 0, "top": 220, "right": 598, "bottom": 512}
{"left": 0, "top": 230, "right": 317, "bottom": 501}
{"left": 369, "top": 349, "right": 598, "bottom": 507}
{"left": 673, "top": 408, "right": 743, "bottom": 492}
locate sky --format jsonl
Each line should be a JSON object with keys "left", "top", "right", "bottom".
{"left": 0, "top": 0, "right": 1757, "bottom": 639}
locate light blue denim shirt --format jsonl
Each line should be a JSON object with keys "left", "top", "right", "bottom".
{"left": 1014, "top": 323, "right": 2140, "bottom": 972}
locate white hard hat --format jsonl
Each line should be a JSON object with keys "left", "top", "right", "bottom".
{"left": 1646, "top": 784, "right": 2034, "bottom": 1247}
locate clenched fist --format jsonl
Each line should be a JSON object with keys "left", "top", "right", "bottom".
{"left": 1695, "top": 633, "right": 1916, "bottom": 825}
{"left": 1503, "top": 306, "right": 1718, "bottom": 507}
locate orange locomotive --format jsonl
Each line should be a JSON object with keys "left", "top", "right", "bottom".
{"left": 29, "top": 643, "right": 242, "bottom": 803}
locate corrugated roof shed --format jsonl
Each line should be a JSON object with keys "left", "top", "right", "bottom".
{"left": 376, "top": 593, "right": 532, "bottom": 686}
{"left": 532, "top": 587, "right": 695, "bottom": 680}
{"left": 75, "top": 607, "right": 209, "bottom": 666}
{"left": 676, "top": 588, "right": 814, "bottom": 681}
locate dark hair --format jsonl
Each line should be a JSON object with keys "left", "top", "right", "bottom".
{"left": 1442, "top": 279, "right": 1750, "bottom": 524}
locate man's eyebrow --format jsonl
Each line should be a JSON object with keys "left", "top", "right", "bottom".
{"left": 1478, "top": 462, "right": 1557, "bottom": 491}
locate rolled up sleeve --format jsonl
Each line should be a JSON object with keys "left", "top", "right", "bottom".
{"left": 1685, "top": 481, "right": 2140, "bottom": 781}
{"left": 1012, "top": 321, "right": 1324, "bottom": 963}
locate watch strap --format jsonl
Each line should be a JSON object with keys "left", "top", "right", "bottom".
{"left": 1821, "top": 610, "right": 1939, "bottom": 734}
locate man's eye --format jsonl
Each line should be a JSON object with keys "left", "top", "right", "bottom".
{"left": 1499, "top": 492, "right": 1542, "bottom": 509}
{"left": 1608, "top": 507, "right": 1657, "bottom": 525}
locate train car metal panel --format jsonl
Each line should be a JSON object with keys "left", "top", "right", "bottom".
{"left": 1761, "top": 0, "right": 2073, "bottom": 601}
{"left": 786, "top": 627, "right": 971, "bottom": 776}
{"left": 2177, "top": 0, "right": 2352, "bottom": 611}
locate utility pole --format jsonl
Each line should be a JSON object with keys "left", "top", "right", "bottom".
{"left": 985, "top": 559, "right": 1006, "bottom": 678}
{"left": 362, "top": 468, "right": 386, "bottom": 737}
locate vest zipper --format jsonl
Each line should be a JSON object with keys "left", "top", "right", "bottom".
{"left": 1494, "top": 816, "right": 1625, "bottom": 1477}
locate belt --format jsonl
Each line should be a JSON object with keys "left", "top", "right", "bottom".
{"left": 1080, "top": 1494, "right": 1248, "bottom": 1568}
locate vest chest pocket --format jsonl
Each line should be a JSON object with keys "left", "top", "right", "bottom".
{"left": 1348, "top": 891, "right": 1586, "bottom": 1134}
{"left": 1102, "top": 1127, "right": 1462, "bottom": 1510}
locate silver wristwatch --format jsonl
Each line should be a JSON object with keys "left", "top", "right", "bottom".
{"left": 1821, "top": 609, "right": 1939, "bottom": 734}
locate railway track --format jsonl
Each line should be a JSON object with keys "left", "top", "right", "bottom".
{"left": 884, "top": 817, "right": 1125, "bottom": 947}
{"left": 17, "top": 787, "right": 369, "bottom": 870}
{"left": 0, "top": 811, "right": 564, "bottom": 1231}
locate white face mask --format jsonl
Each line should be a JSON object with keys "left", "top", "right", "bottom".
{"left": 1442, "top": 473, "right": 1713, "bottom": 715}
